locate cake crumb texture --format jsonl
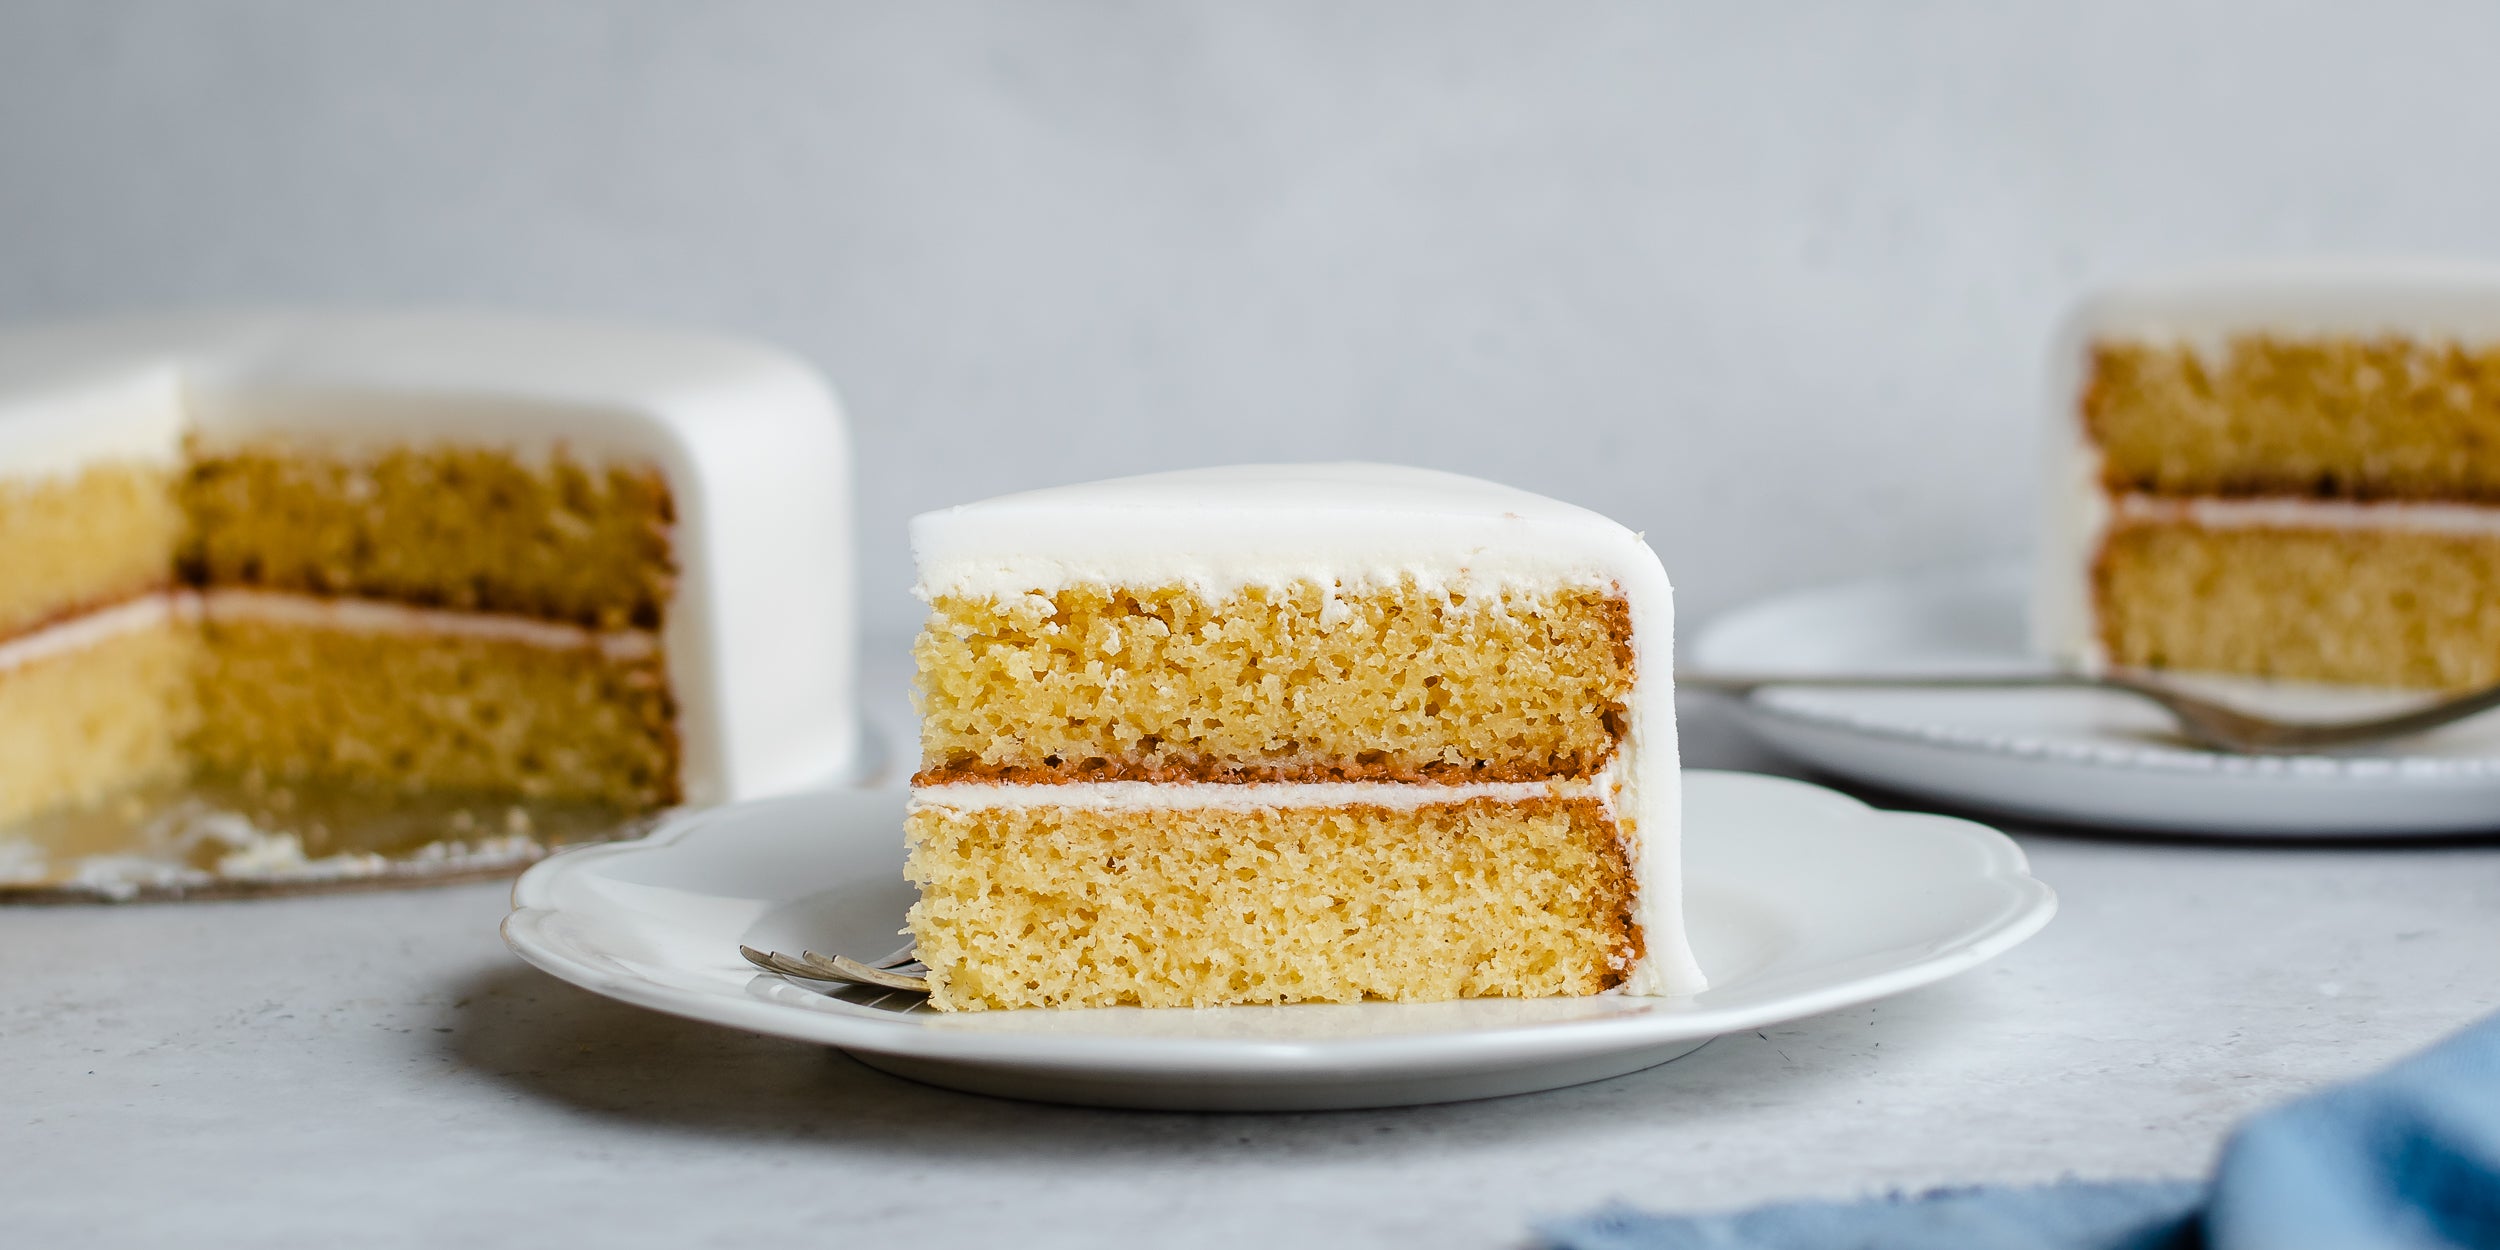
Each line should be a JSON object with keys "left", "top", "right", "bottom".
{"left": 0, "top": 462, "right": 182, "bottom": 638}
{"left": 0, "top": 439, "right": 686, "bottom": 826}
{"left": 914, "top": 581, "right": 1632, "bottom": 784}
{"left": 191, "top": 618, "right": 680, "bottom": 806}
{"left": 182, "top": 442, "right": 677, "bottom": 630}
{"left": 2097, "top": 522, "right": 2500, "bottom": 688}
{"left": 2087, "top": 336, "right": 2500, "bottom": 502}
{"left": 904, "top": 796, "right": 1637, "bottom": 1011}
{"left": 0, "top": 621, "right": 197, "bottom": 826}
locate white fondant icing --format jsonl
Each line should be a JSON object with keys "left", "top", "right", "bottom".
{"left": 913, "top": 463, "right": 1632, "bottom": 602}
{"left": 2070, "top": 258, "right": 2500, "bottom": 348}
{"left": 2032, "top": 428, "right": 2109, "bottom": 673}
{"left": 0, "top": 311, "right": 859, "bottom": 804}
{"left": 0, "top": 365, "right": 185, "bottom": 480}
{"left": 909, "top": 463, "right": 1703, "bottom": 998}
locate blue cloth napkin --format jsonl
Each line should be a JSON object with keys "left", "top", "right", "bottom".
{"left": 1537, "top": 1011, "right": 2500, "bottom": 1250}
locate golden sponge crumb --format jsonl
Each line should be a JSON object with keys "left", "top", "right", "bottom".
{"left": 2087, "top": 337, "right": 2500, "bottom": 502}
{"left": 0, "top": 462, "right": 182, "bottom": 638}
{"left": 2097, "top": 522, "right": 2500, "bottom": 688}
{"left": 914, "top": 581, "right": 1632, "bottom": 784}
{"left": 182, "top": 441, "right": 677, "bottom": 630}
{"left": 905, "top": 797, "right": 1637, "bottom": 1011}
{"left": 0, "top": 437, "right": 690, "bottom": 829}
{"left": 191, "top": 619, "right": 679, "bottom": 807}
{"left": 0, "top": 620, "right": 197, "bottom": 827}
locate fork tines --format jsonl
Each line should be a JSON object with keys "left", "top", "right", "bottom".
{"left": 740, "top": 944, "right": 930, "bottom": 993}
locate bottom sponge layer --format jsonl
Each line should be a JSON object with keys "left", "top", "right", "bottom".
{"left": 904, "top": 795, "right": 1639, "bottom": 1011}
{"left": 193, "top": 616, "right": 678, "bottom": 808}
{"left": 0, "top": 621, "right": 195, "bottom": 827}
{"left": 0, "top": 596, "right": 680, "bottom": 827}
{"left": 2098, "top": 522, "right": 2500, "bottom": 689}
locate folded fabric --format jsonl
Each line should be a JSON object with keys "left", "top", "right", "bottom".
{"left": 2204, "top": 1009, "right": 2500, "bottom": 1250}
{"left": 1537, "top": 1010, "right": 2500, "bottom": 1250}
{"left": 1542, "top": 1182, "right": 2199, "bottom": 1250}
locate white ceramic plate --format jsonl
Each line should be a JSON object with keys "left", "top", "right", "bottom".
{"left": 1690, "top": 564, "right": 2500, "bottom": 836}
{"left": 501, "top": 770, "right": 2052, "bottom": 1111}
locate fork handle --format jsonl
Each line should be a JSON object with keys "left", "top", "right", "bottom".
{"left": 1677, "top": 670, "right": 2096, "bottom": 694}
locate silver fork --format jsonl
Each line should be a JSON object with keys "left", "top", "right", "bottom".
{"left": 740, "top": 941, "right": 929, "bottom": 993}
{"left": 1680, "top": 669, "right": 2500, "bottom": 755}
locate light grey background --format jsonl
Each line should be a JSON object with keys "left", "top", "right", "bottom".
{"left": 9, "top": 2, "right": 2500, "bottom": 637}
{"left": 10, "top": 9, "right": 2500, "bottom": 1246}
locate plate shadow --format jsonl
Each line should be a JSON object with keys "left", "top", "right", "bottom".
{"left": 438, "top": 962, "right": 1985, "bottom": 1162}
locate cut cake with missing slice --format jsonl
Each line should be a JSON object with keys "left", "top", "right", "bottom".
{"left": 905, "top": 463, "right": 1705, "bottom": 1011}
{"left": 0, "top": 312, "right": 860, "bottom": 832}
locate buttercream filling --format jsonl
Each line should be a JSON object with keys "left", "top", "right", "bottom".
{"left": 196, "top": 588, "right": 659, "bottom": 660}
{"left": 0, "top": 588, "right": 659, "bottom": 672}
{"left": 0, "top": 595, "right": 183, "bottom": 674}
{"left": 2109, "top": 491, "right": 2500, "bottom": 536}
{"left": 911, "top": 771, "right": 1613, "bottom": 815}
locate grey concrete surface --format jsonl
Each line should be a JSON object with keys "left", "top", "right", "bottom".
{"left": 6, "top": 642, "right": 2497, "bottom": 1248}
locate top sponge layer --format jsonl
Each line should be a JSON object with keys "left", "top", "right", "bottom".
{"left": 907, "top": 463, "right": 1678, "bottom": 787}
{"left": 2066, "top": 262, "right": 2500, "bottom": 503}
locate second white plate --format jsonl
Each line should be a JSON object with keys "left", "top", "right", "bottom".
{"left": 502, "top": 771, "right": 2052, "bottom": 1111}
{"left": 1691, "top": 564, "right": 2500, "bottom": 836}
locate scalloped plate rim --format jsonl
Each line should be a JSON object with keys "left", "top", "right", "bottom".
{"left": 500, "top": 770, "right": 2053, "bottom": 1096}
{"left": 1692, "top": 566, "right": 2500, "bottom": 833}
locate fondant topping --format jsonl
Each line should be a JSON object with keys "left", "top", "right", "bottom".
{"left": 2071, "top": 259, "right": 2500, "bottom": 346}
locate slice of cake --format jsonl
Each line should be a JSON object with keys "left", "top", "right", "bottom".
{"left": 0, "top": 312, "right": 858, "bottom": 842}
{"left": 2039, "top": 264, "right": 2500, "bottom": 690}
{"left": 905, "top": 463, "right": 1705, "bottom": 1011}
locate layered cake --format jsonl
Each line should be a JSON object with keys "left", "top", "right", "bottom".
{"left": 2039, "top": 264, "right": 2500, "bottom": 689}
{"left": 905, "top": 464, "right": 1704, "bottom": 1011}
{"left": 0, "top": 312, "right": 857, "bottom": 836}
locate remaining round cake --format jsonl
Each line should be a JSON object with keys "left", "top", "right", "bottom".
{"left": 2038, "top": 262, "right": 2500, "bottom": 689}
{"left": 0, "top": 311, "right": 859, "bottom": 835}
{"left": 905, "top": 463, "right": 1705, "bottom": 1011}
